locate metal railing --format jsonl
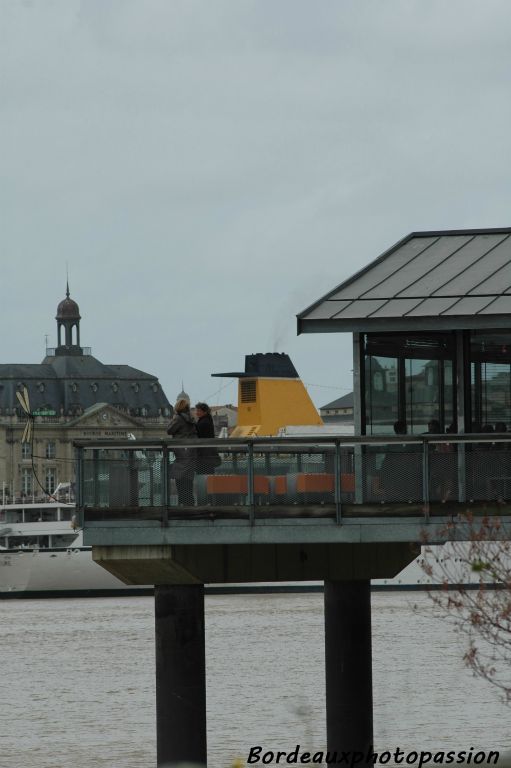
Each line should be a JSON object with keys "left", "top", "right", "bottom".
{"left": 75, "top": 434, "right": 511, "bottom": 525}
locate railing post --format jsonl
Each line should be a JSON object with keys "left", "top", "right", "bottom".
{"left": 92, "top": 448, "right": 99, "bottom": 507}
{"left": 75, "top": 446, "right": 83, "bottom": 527}
{"left": 422, "top": 440, "right": 430, "bottom": 522}
{"left": 247, "top": 441, "right": 255, "bottom": 525}
{"left": 457, "top": 442, "right": 466, "bottom": 502}
{"left": 162, "top": 445, "right": 169, "bottom": 526}
{"left": 128, "top": 450, "right": 137, "bottom": 506}
{"left": 334, "top": 441, "right": 342, "bottom": 524}
{"left": 354, "top": 445, "right": 363, "bottom": 504}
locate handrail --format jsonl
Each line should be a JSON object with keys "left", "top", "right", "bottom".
{"left": 76, "top": 434, "right": 511, "bottom": 521}
{"left": 73, "top": 433, "right": 511, "bottom": 450}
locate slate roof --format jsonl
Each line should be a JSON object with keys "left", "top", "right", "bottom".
{"left": 320, "top": 392, "right": 354, "bottom": 411}
{"left": 298, "top": 228, "right": 511, "bottom": 333}
{"left": 0, "top": 354, "right": 171, "bottom": 416}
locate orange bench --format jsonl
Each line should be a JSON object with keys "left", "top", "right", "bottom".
{"left": 206, "top": 475, "right": 270, "bottom": 495}
{"left": 296, "top": 473, "right": 355, "bottom": 494}
{"left": 273, "top": 476, "right": 288, "bottom": 495}
{"left": 205, "top": 473, "right": 353, "bottom": 501}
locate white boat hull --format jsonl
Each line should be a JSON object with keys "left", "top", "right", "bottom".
{"left": 0, "top": 541, "right": 485, "bottom": 597}
{"left": 0, "top": 546, "right": 152, "bottom": 596}
{"left": 0, "top": 497, "right": 491, "bottom": 597}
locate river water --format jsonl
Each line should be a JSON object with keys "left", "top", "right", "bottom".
{"left": 1, "top": 592, "right": 509, "bottom": 767}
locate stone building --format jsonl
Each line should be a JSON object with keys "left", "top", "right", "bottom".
{"left": 0, "top": 286, "right": 172, "bottom": 501}
{"left": 210, "top": 404, "right": 238, "bottom": 434}
{"left": 319, "top": 392, "right": 354, "bottom": 425}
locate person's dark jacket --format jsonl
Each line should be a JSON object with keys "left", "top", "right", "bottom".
{"left": 167, "top": 411, "right": 197, "bottom": 478}
{"left": 196, "top": 413, "right": 221, "bottom": 474}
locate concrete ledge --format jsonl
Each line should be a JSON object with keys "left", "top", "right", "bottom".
{"left": 83, "top": 512, "right": 511, "bottom": 547}
{"left": 92, "top": 541, "right": 419, "bottom": 585}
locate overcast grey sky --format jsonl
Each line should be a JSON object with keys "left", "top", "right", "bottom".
{"left": 2, "top": 0, "right": 511, "bottom": 408}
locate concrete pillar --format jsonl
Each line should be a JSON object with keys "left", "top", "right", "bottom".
{"left": 324, "top": 580, "right": 373, "bottom": 757}
{"left": 155, "top": 584, "right": 207, "bottom": 766}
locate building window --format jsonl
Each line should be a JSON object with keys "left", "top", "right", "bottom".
{"left": 45, "top": 468, "right": 56, "bottom": 495}
{"left": 21, "top": 468, "right": 32, "bottom": 495}
{"left": 21, "top": 442, "right": 32, "bottom": 460}
{"left": 45, "top": 441, "right": 56, "bottom": 459}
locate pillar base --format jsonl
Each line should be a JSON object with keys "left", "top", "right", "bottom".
{"left": 324, "top": 579, "right": 373, "bottom": 756}
{"left": 155, "top": 584, "right": 207, "bottom": 766}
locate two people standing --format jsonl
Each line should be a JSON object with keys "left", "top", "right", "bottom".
{"left": 167, "top": 400, "right": 220, "bottom": 505}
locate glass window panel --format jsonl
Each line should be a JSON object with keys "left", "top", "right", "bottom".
{"left": 470, "top": 332, "right": 511, "bottom": 431}
{"left": 365, "top": 356, "right": 399, "bottom": 434}
{"left": 364, "top": 332, "right": 455, "bottom": 435}
{"left": 471, "top": 362, "right": 511, "bottom": 430}
{"left": 443, "top": 360, "right": 455, "bottom": 430}
{"left": 51, "top": 534, "right": 76, "bottom": 548}
{"left": 405, "top": 359, "right": 440, "bottom": 434}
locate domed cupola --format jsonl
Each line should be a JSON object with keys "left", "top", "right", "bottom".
{"left": 55, "top": 282, "right": 82, "bottom": 355}
{"left": 177, "top": 381, "right": 190, "bottom": 404}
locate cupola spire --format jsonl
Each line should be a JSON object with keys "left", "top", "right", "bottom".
{"left": 55, "top": 283, "right": 82, "bottom": 356}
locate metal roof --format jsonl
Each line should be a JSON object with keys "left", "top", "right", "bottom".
{"left": 297, "top": 228, "right": 511, "bottom": 333}
{"left": 320, "top": 392, "right": 354, "bottom": 411}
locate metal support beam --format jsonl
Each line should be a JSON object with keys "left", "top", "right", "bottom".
{"left": 248, "top": 441, "right": 255, "bottom": 524}
{"left": 324, "top": 580, "right": 373, "bottom": 757}
{"left": 353, "top": 333, "right": 364, "bottom": 504}
{"left": 456, "top": 330, "right": 468, "bottom": 501}
{"left": 162, "top": 446, "right": 169, "bottom": 526}
{"left": 334, "top": 440, "right": 342, "bottom": 524}
{"left": 422, "top": 441, "right": 430, "bottom": 522}
{"left": 154, "top": 584, "right": 207, "bottom": 766}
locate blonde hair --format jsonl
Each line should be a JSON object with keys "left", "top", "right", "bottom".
{"left": 175, "top": 398, "right": 190, "bottom": 414}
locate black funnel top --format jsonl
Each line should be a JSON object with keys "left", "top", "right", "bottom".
{"left": 212, "top": 352, "right": 299, "bottom": 379}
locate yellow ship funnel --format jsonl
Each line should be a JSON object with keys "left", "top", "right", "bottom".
{"left": 212, "top": 353, "right": 322, "bottom": 437}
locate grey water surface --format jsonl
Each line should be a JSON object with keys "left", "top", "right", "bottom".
{"left": 1, "top": 592, "right": 508, "bottom": 767}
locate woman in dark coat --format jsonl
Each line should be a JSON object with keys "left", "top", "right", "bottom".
{"left": 167, "top": 398, "right": 197, "bottom": 505}
{"left": 195, "top": 402, "right": 221, "bottom": 474}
